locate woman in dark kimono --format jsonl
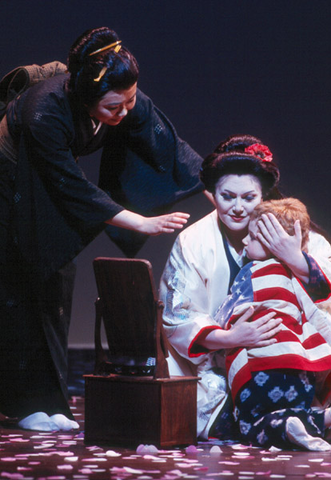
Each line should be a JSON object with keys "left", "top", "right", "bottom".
{"left": 0, "top": 27, "right": 204, "bottom": 431}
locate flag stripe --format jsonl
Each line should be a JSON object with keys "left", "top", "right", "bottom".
{"left": 220, "top": 258, "right": 331, "bottom": 402}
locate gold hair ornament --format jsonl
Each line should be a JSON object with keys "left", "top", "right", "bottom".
{"left": 89, "top": 40, "right": 122, "bottom": 56}
{"left": 90, "top": 41, "right": 122, "bottom": 82}
{"left": 94, "top": 66, "right": 108, "bottom": 82}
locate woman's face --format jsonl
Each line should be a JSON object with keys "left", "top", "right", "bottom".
{"left": 88, "top": 83, "right": 137, "bottom": 126}
{"left": 214, "top": 174, "right": 263, "bottom": 234}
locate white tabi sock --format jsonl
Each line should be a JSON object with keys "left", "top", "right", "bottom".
{"left": 286, "top": 416, "right": 331, "bottom": 451}
{"left": 49, "top": 414, "right": 79, "bottom": 431}
{"left": 18, "top": 412, "right": 59, "bottom": 432}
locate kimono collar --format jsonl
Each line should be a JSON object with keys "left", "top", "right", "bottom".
{"left": 218, "top": 219, "right": 244, "bottom": 293}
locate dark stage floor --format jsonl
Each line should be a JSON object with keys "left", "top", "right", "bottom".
{"left": 0, "top": 350, "right": 331, "bottom": 479}
{"left": 1, "top": 397, "right": 331, "bottom": 480}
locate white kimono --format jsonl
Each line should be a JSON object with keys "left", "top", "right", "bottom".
{"left": 159, "top": 210, "right": 331, "bottom": 439}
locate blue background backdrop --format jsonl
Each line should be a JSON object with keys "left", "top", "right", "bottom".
{"left": 2, "top": 0, "right": 331, "bottom": 345}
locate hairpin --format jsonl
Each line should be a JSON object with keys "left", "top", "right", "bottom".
{"left": 89, "top": 40, "right": 122, "bottom": 56}
{"left": 93, "top": 66, "right": 107, "bottom": 82}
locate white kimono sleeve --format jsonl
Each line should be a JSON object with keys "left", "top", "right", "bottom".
{"left": 160, "top": 235, "right": 222, "bottom": 364}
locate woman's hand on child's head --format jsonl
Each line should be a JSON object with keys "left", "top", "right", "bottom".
{"left": 256, "top": 213, "right": 309, "bottom": 282}
{"left": 256, "top": 213, "right": 302, "bottom": 264}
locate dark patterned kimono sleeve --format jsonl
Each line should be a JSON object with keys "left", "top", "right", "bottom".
{"left": 99, "top": 88, "right": 204, "bottom": 257}
{"left": 12, "top": 84, "right": 123, "bottom": 280}
{"left": 302, "top": 252, "right": 331, "bottom": 301}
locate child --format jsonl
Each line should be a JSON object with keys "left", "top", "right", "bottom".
{"left": 215, "top": 198, "right": 331, "bottom": 451}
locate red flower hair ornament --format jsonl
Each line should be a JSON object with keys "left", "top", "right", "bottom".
{"left": 244, "top": 143, "right": 273, "bottom": 162}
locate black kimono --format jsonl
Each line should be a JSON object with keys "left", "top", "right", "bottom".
{"left": 0, "top": 74, "right": 203, "bottom": 420}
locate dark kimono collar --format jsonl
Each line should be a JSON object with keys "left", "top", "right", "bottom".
{"left": 66, "top": 89, "right": 109, "bottom": 159}
{"left": 218, "top": 219, "right": 241, "bottom": 293}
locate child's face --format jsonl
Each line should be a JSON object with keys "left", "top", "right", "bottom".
{"left": 243, "top": 219, "right": 271, "bottom": 261}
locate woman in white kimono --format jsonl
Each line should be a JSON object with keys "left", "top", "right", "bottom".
{"left": 160, "top": 134, "right": 331, "bottom": 440}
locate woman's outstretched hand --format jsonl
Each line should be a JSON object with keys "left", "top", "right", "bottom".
{"left": 140, "top": 212, "right": 190, "bottom": 235}
{"left": 107, "top": 210, "right": 190, "bottom": 235}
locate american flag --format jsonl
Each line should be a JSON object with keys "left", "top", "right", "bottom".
{"left": 214, "top": 258, "right": 331, "bottom": 403}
